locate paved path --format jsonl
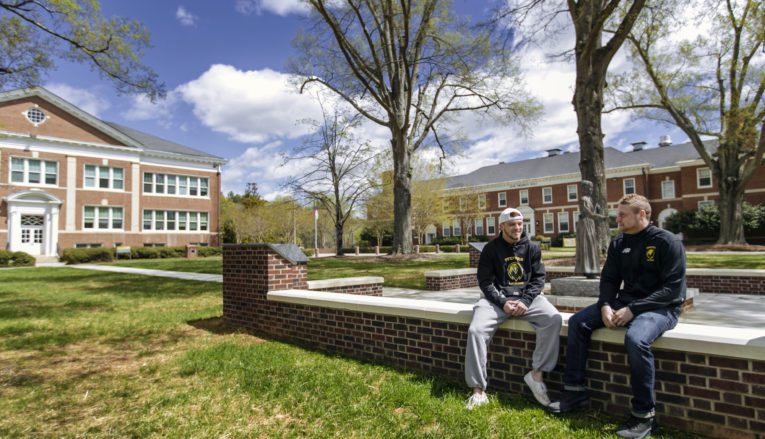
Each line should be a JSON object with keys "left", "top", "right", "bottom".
{"left": 63, "top": 264, "right": 764, "bottom": 329}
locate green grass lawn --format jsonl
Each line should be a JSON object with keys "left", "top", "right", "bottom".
{"left": 0, "top": 267, "right": 692, "bottom": 438}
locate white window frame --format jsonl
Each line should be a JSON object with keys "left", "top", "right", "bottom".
{"left": 143, "top": 172, "right": 210, "bottom": 198}
{"left": 573, "top": 210, "right": 580, "bottom": 226}
{"left": 558, "top": 211, "right": 569, "bottom": 233}
{"left": 543, "top": 213, "right": 554, "bottom": 233}
{"left": 478, "top": 194, "right": 486, "bottom": 210}
{"left": 442, "top": 222, "right": 451, "bottom": 237}
{"left": 697, "top": 168, "right": 712, "bottom": 188}
{"left": 84, "top": 164, "right": 124, "bottom": 190}
{"left": 474, "top": 218, "right": 484, "bottom": 236}
{"left": 486, "top": 216, "right": 496, "bottom": 235}
{"left": 10, "top": 157, "right": 58, "bottom": 186}
{"left": 542, "top": 187, "right": 553, "bottom": 204}
{"left": 623, "top": 178, "right": 636, "bottom": 196}
{"left": 661, "top": 180, "right": 676, "bottom": 199}
{"left": 83, "top": 206, "right": 124, "bottom": 231}
{"left": 498, "top": 192, "right": 507, "bottom": 208}
{"left": 567, "top": 184, "right": 578, "bottom": 202}
{"left": 442, "top": 198, "right": 449, "bottom": 213}
{"left": 459, "top": 197, "right": 466, "bottom": 212}
{"left": 698, "top": 200, "right": 715, "bottom": 211}
{"left": 519, "top": 189, "right": 529, "bottom": 205}
{"left": 142, "top": 210, "right": 209, "bottom": 232}
{"left": 452, "top": 219, "right": 462, "bottom": 237}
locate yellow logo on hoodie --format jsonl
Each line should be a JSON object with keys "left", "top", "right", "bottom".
{"left": 646, "top": 246, "right": 656, "bottom": 262}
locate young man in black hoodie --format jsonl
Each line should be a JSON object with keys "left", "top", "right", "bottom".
{"left": 464, "top": 208, "right": 562, "bottom": 409}
{"left": 549, "top": 194, "right": 686, "bottom": 439}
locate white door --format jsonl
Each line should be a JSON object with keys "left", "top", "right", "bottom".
{"left": 523, "top": 219, "right": 532, "bottom": 236}
{"left": 19, "top": 215, "right": 45, "bottom": 255}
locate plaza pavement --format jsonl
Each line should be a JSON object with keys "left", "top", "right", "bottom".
{"left": 61, "top": 264, "right": 765, "bottom": 329}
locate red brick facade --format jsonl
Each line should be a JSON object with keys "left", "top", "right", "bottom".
{"left": 223, "top": 245, "right": 765, "bottom": 438}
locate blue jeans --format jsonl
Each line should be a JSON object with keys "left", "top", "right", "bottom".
{"left": 563, "top": 302, "right": 678, "bottom": 416}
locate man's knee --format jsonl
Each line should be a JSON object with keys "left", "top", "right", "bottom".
{"left": 624, "top": 329, "right": 652, "bottom": 354}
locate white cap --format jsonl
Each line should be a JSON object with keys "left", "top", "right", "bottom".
{"left": 498, "top": 207, "right": 523, "bottom": 224}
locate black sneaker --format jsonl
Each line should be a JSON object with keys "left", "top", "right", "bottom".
{"left": 547, "top": 390, "right": 589, "bottom": 413}
{"left": 615, "top": 415, "right": 659, "bottom": 439}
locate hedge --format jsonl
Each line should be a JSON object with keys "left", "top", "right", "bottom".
{"left": 61, "top": 246, "right": 223, "bottom": 264}
{"left": 0, "top": 250, "right": 36, "bottom": 267}
{"left": 61, "top": 248, "right": 113, "bottom": 264}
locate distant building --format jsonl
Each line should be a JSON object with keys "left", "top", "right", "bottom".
{"left": 0, "top": 87, "right": 225, "bottom": 257}
{"left": 431, "top": 139, "right": 765, "bottom": 242}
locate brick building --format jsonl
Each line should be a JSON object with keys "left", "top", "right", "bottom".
{"left": 0, "top": 87, "right": 225, "bottom": 257}
{"left": 430, "top": 138, "right": 765, "bottom": 242}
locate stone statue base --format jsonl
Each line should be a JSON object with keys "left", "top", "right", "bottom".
{"left": 550, "top": 276, "right": 601, "bottom": 297}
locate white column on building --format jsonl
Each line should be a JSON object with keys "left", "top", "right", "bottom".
{"left": 131, "top": 163, "right": 140, "bottom": 232}
{"left": 8, "top": 210, "right": 18, "bottom": 252}
{"left": 66, "top": 156, "right": 77, "bottom": 231}
{"left": 48, "top": 207, "right": 60, "bottom": 256}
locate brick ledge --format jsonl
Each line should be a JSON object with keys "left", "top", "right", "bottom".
{"left": 268, "top": 290, "right": 765, "bottom": 361}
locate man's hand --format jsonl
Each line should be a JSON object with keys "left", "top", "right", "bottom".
{"left": 601, "top": 305, "right": 616, "bottom": 328}
{"left": 503, "top": 300, "right": 528, "bottom": 316}
{"left": 612, "top": 307, "right": 634, "bottom": 327}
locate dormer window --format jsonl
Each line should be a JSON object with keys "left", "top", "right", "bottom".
{"left": 24, "top": 107, "right": 48, "bottom": 126}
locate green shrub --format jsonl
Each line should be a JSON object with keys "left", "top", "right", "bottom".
{"left": 0, "top": 249, "right": 12, "bottom": 266}
{"left": 302, "top": 248, "right": 315, "bottom": 257}
{"left": 61, "top": 248, "right": 113, "bottom": 264}
{"left": 434, "top": 236, "right": 460, "bottom": 245}
{"left": 11, "top": 251, "right": 35, "bottom": 266}
{"left": 418, "top": 245, "right": 437, "bottom": 253}
{"left": 197, "top": 246, "right": 221, "bottom": 257}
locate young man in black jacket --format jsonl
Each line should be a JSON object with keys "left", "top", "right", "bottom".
{"left": 464, "top": 208, "right": 562, "bottom": 409}
{"left": 549, "top": 194, "right": 686, "bottom": 439}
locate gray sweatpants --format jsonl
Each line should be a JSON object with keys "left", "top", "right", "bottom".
{"left": 465, "top": 296, "right": 562, "bottom": 390}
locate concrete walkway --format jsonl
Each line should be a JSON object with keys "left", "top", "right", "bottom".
{"left": 63, "top": 264, "right": 764, "bottom": 329}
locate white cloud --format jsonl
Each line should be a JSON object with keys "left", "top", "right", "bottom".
{"left": 234, "top": 0, "right": 309, "bottom": 16}
{"left": 121, "top": 92, "right": 180, "bottom": 128}
{"left": 46, "top": 83, "right": 110, "bottom": 117}
{"left": 176, "top": 6, "right": 198, "bottom": 26}
{"left": 177, "top": 64, "right": 323, "bottom": 143}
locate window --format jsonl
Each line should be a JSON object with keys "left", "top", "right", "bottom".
{"left": 143, "top": 173, "right": 208, "bottom": 198}
{"left": 698, "top": 200, "right": 715, "bottom": 210}
{"left": 573, "top": 210, "right": 580, "bottom": 226}
{"left": 567, "top": 184, "right": 578, "bottom": 202}
{"left": 452, "top": 219, "right": 461, "bottom": 237}
{"left": 498, "top": 192, "right": 507, "bottom": 207}
{"left": 558, "top": 212, "right": 570, "bottom": 233}
{"left": 623, "top": 178, "right": 636, "bottom": 195}
{"left": 75, "top": 243, "right": 102, "bottom": 249}
{"left": 543, "top": 187, "right": 553, "bottom": 204}
{"left": 519, "top": 189, "right": 529, "bottom": 205}
{"left": 608, "top": 209, "right": 618, "bottom": 229}
{"left": 697, "top": 168, "right": 712, "bottom": 188}
{"left": 85, "top": 165, "right": 124, "bottom": 190}
{"left": 10, "top": 157, "right": 57, "bottom": 185}
{"left": 543, "top": 213, "right": 554, "bottom": 233}
{"left": 25, "top": 107, "right": 47, "bottom": 125}
{"left": 661, "top": 180, "right": 675, "bottom": 199}
{"left": 474, "top": 218, "right": 484, "bottom": 236}
{"left": 83, "top": 206, "right": 123, "bottom": 230}
{"left": 487, "top": 216, "right": 496, "bottom": 235}
{"left": 143, "top": 210, "right": 209, "bottom": 231}
{"left": 459, "top": 197, "right": 466, "bottom": 212}
{"left": 442, "top": 222, "right": 451, "bottom": 237}
{"left": 478, "top": 194, "right": 486, "bottom": 210}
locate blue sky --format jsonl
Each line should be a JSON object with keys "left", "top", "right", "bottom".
{"left": 40, "top": 0, "right": 689, "bottom": 199}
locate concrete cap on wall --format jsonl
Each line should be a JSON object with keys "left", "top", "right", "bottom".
{"left": 223, "top": 243, "right": 309, "bottom": 264}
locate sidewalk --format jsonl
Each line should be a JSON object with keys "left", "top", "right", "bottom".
{"left": 64, "top": 264, "right": 764, "bottom": 329}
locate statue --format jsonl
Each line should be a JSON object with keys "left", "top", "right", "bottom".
{"left": 575, "top": 180, "right": 605, "bottom": 279}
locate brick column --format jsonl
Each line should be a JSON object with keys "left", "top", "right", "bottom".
{"left": 223, "top": 244, "right": 307, "bottom": 330}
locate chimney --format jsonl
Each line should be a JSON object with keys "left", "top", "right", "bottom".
{"left": 546, "top": 148, "right": 562, "bottom": 157}
{"left": 631, "top": 141, "right": 647, "bottom": 152}
{"left": 659, "top": 135, "right": 672, "bottom": 147}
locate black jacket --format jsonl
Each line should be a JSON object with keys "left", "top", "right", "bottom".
{"left": 598, "top": 224, "right": 686, "bottom": 314}
{"left": 477, "top": 232, "right": 545, "bottom": 309}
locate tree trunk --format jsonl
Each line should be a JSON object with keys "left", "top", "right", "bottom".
{"left": 335, "top": 221, "right": 345, "bottom": 255}
{"left": 392, "top": 131, "right": 414, "bottom": 254}
{"left": 574, "top": 75, "right": 610, "bottom": 255}
{"left": 717, "top": 180, "right": 747, "bottom": 244}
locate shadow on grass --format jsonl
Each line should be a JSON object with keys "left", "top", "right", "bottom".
{"left": 187, "top": 316, "right": 244, "bottom": 335}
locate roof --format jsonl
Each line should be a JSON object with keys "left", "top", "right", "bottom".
{"left": 446, "top": 147, "right": 648, "bottom": 189}
{"left": 105, "top": 121, "right": 223, "bottom": 161}
{"left": 0, "top": 87, "right": 224, "bottom": 163}
{"left": 625, "top": 139, "right": 717, "bottom": 168}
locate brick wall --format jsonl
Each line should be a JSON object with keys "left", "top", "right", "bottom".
{"left": 425, "top": 274, "right": 478, "bottom": 291}
{"left": 469, "top": 247, "right": 481, "bottom": 267}
{"left": 223, "top": 244, "right": 765, "bottom": 438}
{"left": 311, "top": 284, "right": 383, "bottom": 296}
{"left": 546, "top": 269, "right": 765, "bottom": 295}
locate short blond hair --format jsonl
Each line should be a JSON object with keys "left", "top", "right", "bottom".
{"left": 619, "top": 194, "right": 652, "bottom": 218}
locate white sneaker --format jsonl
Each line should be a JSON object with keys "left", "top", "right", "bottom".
{"left": 465, "top": 392, "right": 489, "bottom": 410}
{"left": 524, "top": 371, "right": 551, "bottom": 407}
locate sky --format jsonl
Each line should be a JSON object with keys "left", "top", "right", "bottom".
{"left": 38, "top": 0, "right": 691, "bottom": 200}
